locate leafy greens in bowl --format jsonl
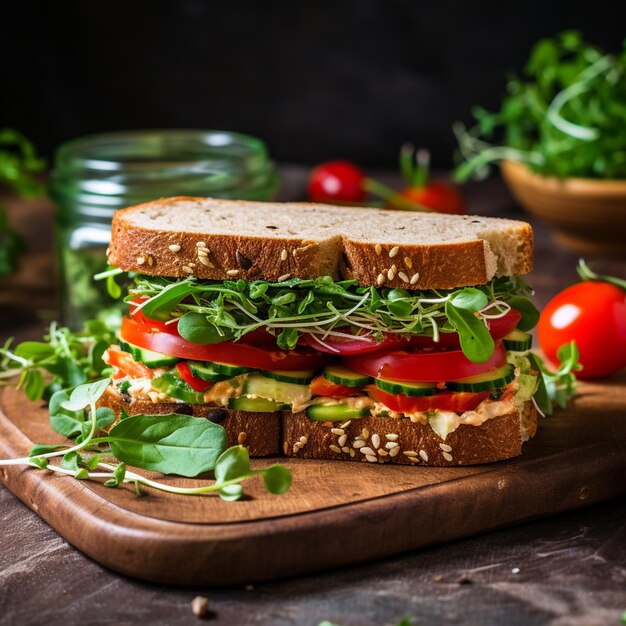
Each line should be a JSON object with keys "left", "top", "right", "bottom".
{"left": 454, "top": 31, "right": 626, "bottom": 182}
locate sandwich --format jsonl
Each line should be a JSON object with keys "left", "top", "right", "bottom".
{"left": 99, "top": 196, "right": 541, "bottom": 466}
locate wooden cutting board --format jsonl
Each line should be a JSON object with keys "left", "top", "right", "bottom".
{"left": 0, "top": 375, "right": 625, "bottom": 587}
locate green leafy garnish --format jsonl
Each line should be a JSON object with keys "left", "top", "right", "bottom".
{"left": 0, "top": 378, "right": 292, "bottom": 502}
{"left": 93, "top": 414, "right": 228, "bottom": 477}
{"left": 528, "top": 341, "right": 582, "bottom": 415}
{"left": 0, "top": 320, "right": 118, "bottom": 401}
{"left": 445, "top": 288, "right": 494, "bottom": 362}
{"left": 0, "top": 128, "right": 46, "bottom": 276}
{"left": 128, "top": 273, "right": 536, "bottom": 363}
{"left": 454, "top": 31, "right": 626, "bottom": 181}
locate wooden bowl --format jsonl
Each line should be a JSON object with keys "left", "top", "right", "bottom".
{"left": 500, "top": 160, "right": 626, "bottom": 256}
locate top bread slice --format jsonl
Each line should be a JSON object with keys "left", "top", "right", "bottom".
{"left": 108, "top": 196, "right": 533, "bottom": 289}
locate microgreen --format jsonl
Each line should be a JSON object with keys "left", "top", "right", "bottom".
{"left": 0, "top": 378, "right": 292, "bottom": 501}
{"left": 445, "top": 288, "right": 494, "bottom": 363}
{"left": 528, "top": 341, "right": 582, "bottom": 416}
{"left": 128, "top": 273, "right": 536, "bottom": 364}
{"left": 454, "top": 31, "right": 626, "bottom": 181}
{"left": 0, "top": 320, "right": 118, "bottom": 400}
{"left": 47, "top": 389, "right": 114, "bottom": 439}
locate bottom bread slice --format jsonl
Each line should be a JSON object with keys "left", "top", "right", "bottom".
{"left": 99, "top": 387, "right": 281, "bottom": 457}
{"left": 283, "top": 402, "right": 537, "bottom": 466}
{"left": 100, "top": 386, "right": 537, "bottom": 466}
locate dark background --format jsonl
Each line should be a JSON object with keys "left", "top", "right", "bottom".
{"left": 2, "top": 0, "right": 624, "bottom": 166}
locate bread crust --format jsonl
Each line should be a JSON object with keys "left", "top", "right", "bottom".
{"left": 99, "top": 387, "right": 537, "bottom": 466}
{"left": 107, "top": 197, "right": 534, "bottom": 289}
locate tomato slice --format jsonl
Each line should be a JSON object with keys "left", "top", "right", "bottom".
{"left": 176, "top": 362, "right": 213, "bottom": 392}
{"left": 103, "top": 345, "right": 155, "bottom": 380}
{"left": 301, "top": 332, "right": 408, "bottom": 355}
{"left": 309, "top": 375, "right": 360, "bottom": 398}
{"left": 130, "top": 303, "right": 179, "bottom": 334}
{"left": 120, "top": 316, "right": 330, "bottom": 371}
{"left": 300, "top": 310, "right": 520, "bottom": 354}
{"left": 367, "top": 386, "right": 491, "bottom": 413}
{"left": 238, "top": 328, "right": 279, "bottom": 348}
{"left": 407, "top": 310, "right": 521, "bottom": 349}
{"left": 344, "top": 341, "right": 507, "bottom": 382}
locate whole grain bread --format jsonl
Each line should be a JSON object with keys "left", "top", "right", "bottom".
{"left": 99, "top": 386, "right": 537, "bottom": 466}
{"left": 283, "top": 402, "right": 537, "bottom": 466}
{"left": 99, "top": 387, "right": 280, "bottom": 457}
{"left": 108, "top": 197, "right": 533, "bottom": 290}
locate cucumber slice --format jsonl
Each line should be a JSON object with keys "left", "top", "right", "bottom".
{"left": 207, "top": 361, "right": 255, "bottom": 376}
{"left": 188, "top": 361, "right": 231, "bottom": 382}
{"left": 447, "top": 363, "right": 515, "bottom": 393}
{"left": 118, "top": 340, "right": 179, "bottom": 368}
{"left": 374, "top": 378, "right": 438, "bottom": 397}
{"left": 151, "top": 371, "right": 206, "bottom": 404}
{"left": 307, "top": 404, "right": 370, "bottom": 421}
{"left": 229, "top": 397, "right": 288, "bottom": 412}
{"left": 323, "top": 364, "right": 372, "bottom": 387}
{"left": 243, "top": 374, "right": 311, "bottom": 406}
{"left": 503, "top": 329, "right": 533, "bottom": 351}
{"left": 264, "top": 370, "right": 315, "bottom": 384}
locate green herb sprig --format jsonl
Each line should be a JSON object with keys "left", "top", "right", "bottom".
{"left": 454, "top": 31, "right": 626, "bottom": 181}
{"left": 0, "top": 319, "right": 118, "bottom": 401}
{"left": 0, "top": 128, "right": 46, "bottom": 276}
{"left": 0, "top": 378, "right": 291, "bottom": 501}
{"left": 528, "top": 341, "right": 582, "bottom": 416}
{"left": 126, "top": 274, "right": 537, "bottom": 364}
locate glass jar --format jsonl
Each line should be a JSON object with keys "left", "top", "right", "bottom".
{"left": 49, "top": 130, "right": 279, "bottom": 328}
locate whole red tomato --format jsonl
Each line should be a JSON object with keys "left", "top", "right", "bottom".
{"left": 308, "top": 161, "right": 366, "bottom": 203}
{"left": 538, "top": 281, "right": 626, "bottom": 379}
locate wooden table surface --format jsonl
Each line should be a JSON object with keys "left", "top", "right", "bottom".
{"left": 1, "top": 168, "right": 625, "bottom": 626}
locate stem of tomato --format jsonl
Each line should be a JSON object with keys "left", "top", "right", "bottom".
{"left": 363, "top": 178, "right": 432, "bottom": 212}
{"left": 577, "top": 259, "right": 626, "bottom": 291}
{"left": 412, "top": 148, "right": 430, "bottom": 188}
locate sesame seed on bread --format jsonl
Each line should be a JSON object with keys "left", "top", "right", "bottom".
{"left": 99, "top": 385, "right": 537, "bottom": 466}
{"left": 107, "top": 197, "right": 533, "bottom": 289}
{"left": 283, "top": 402, "right": 537, "bottom": 466}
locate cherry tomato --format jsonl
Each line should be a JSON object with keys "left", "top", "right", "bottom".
{"left": 367, "top": 386, "right": 490, "bottom": 413}
{"left": 343, "top": 342, "right": 507, "bottom": 383}
{"left": 176, "top": 362, "right": 213, "bottom": 392}
{"left": 301, "top": 332, "right": 408, "bottom": 355}
{"left": 387, "top": 181, "right": 466, "bottom": 215}
{"left": 120, "top": 315, "right": 329, "bottom": 371}
{"left": 309, "top": 375, "right": 359, "bottom": 398}
{"left": 379, "top": 146, "right": 466, "bottom": 214}
{"left": 308, "top": 160, "right": 366, "bottom": 203}
{"left": 538, "top": 281, "right": 626, "bottom": 379}
{"left": 103, "top": 345, "right": 155, "bottom": 380}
